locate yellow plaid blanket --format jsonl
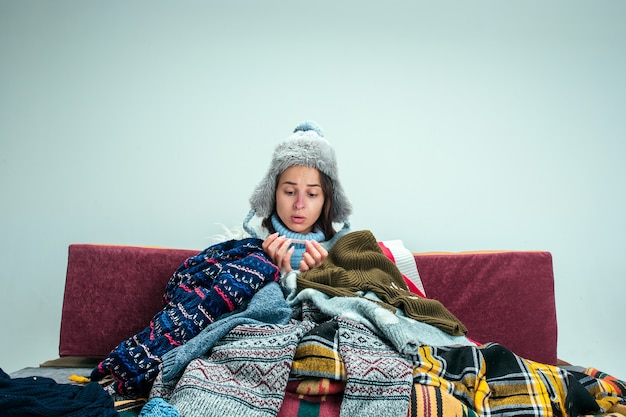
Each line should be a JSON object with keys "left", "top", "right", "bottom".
{"left": 413, "top": 342, "right": 625, "bottom": 416}
{"left": 290, "top": 316, "right": 625, "bottom": 416}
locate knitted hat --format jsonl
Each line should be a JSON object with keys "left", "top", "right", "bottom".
{"left": 248, "top": 121, "right": 352, "bottom": 223}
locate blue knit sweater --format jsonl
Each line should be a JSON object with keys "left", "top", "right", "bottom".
{"left": 90, "top": 238, "right": 280, "bottom": 396}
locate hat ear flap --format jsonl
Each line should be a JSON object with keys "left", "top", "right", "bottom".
{"left": 330, "top": 181, "right": 352, "bottom": 223}
{"left": 250, "top": 173, "right": 276, "bottom": 219}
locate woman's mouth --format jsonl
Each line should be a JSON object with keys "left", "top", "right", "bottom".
{"left": 291, "top": 216, "right": 306, "bottom": 224}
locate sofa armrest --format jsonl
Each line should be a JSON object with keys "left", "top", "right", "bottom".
{"left": 414, "top": 251, "right": 558, "bottom": 365}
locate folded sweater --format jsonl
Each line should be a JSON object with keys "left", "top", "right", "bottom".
{"left": 297, "top": 230, "right": 467, "bottom": 336}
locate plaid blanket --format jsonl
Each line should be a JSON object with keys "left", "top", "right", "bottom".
{"left": 286, "top": 312, "right": 625, "bottom": 417}
{"left": 412, "top": 342, "right": 625, "bottom": 416}
{"left": 290, "top": 320, "right": 346, "bottom": 381}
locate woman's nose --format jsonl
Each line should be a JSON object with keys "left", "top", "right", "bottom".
{"left": 294, "top": 193, "right": 305, "bottom": 209}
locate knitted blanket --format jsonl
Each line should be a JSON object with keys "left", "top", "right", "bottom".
{"left": 149, "top": 318, "right": 413, "bottom": 417}
{"left": 90, "top": 238, "right": 280, "bottom": 396}
{"left": 149, "top": 321, "right": 314, "bottom": 417}
{"left": 159, "top": 281, "right": 292, "bottom": 383}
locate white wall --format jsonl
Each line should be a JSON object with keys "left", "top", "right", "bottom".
{"left": 1, "top": 1, "right": 625, "bottom": 380}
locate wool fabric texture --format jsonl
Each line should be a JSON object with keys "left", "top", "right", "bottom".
{"left": 284, "top": 273, "right": 473, "bottom": 355}
{"left": 151, "top": 322, "right": 313, "bottom": 417}
{"left": 149, "top": 321, "right": 626, "bottom": 417}
{"left": 138, "top": 398, "right": 179, "bottom": 417}
{"left": 151, "top": 318, "right": 416, "bottom": 417}
{"left": 242, "top": 209, "right": 352, "bottom": 252}
{"left": 336, "top": 318, "right": 413, "bottom": 417}
{"left": 0, "top": 368, "right": 117, "bottom": 417}
{"left": 90, "top": 238, "right": 280, "bottom": 396}
{"left": 160, "top": 281, "right": 292, "bottom": 382}
{"left": 297, "top": 230, "right": 468, "bottom": 336}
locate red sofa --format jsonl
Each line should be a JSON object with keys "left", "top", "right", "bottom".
{"left": 58, "top": 244, "right": 558, "bottom": 366}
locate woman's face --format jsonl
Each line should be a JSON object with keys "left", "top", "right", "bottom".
{"left": 275, "top": 166, "right": 325, "bottom": 235}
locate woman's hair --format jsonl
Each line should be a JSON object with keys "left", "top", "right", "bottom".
{"left": 262, "top": 170, "right": 337, "bottom": 239}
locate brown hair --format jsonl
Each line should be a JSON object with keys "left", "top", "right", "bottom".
{"left": 262, "top": 170, "right": 336, "bottom": 239}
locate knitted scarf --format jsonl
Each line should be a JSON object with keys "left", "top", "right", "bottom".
{"left": 271, "top": 214, "right": 325, "bottom": 270}
{"left": 242, "top": 209, "right": 352, "bottom": 267}
{"left": 297, "top": 230, "right": 468, "bottom": 336}
{"left": 90, "top": 238, "right": 280, "bottom": 396}
{"left": 0, "top": 368, "right": 117, "bottom": 417}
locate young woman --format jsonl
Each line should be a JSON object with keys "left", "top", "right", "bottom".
{"left": 243, "top": 121, "right": 352, "bottom": 272}
{"left": 91, "top": 121, "right": 352, "bottom": 395}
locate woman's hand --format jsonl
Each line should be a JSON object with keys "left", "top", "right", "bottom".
{"left": 299, "top": 240, "right": 328, "bottom": 272}
{"left": 263, "top": 233, "right": 328, "bottom": 272}
{"left": 263, "top": 233, "right": 295, "bottom": 273}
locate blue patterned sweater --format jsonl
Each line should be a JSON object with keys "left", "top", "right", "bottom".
{"left": 90, "top": 238, "right": 280, "bottom": 396}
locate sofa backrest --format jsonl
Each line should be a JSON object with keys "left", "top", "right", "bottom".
{"left": 59, "top": 244, "right": 557, "bottom": 365}
{"left": 415, "top": 250, "right": 557, "bottom": 365}
{"left": 59, "top": 244, "right": 198, "bottom": 359}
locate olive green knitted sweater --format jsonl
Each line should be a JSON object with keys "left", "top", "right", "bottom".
{"left": 297, "top": 230, "right": 467, "bottom": 336}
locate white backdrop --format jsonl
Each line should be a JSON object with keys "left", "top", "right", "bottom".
{"left": 1, "top": 1, "right": 625, "bottom": 380}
